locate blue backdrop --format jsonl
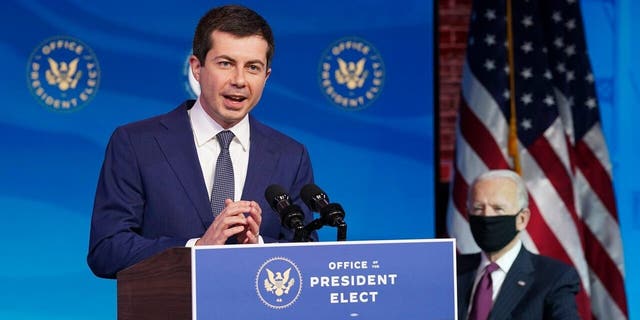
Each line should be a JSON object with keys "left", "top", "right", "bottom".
{"left": 0, "top": 0, "right": 433, "bottom": 318}
{"left": 1, "top": 0, "right": 638, "bottom": 319}
{"left": 582, "top": 1, "right": 640, "bottom": 319}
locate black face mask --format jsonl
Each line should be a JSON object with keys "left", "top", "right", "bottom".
{"left": 469, "top": 210, "right": 522, "bottom": 253}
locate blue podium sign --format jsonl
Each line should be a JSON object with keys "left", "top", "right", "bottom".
{"left": 192, "top": 239, "right": 456, "bottom": 319}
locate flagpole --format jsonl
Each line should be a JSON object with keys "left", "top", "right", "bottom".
{"left": 506, "top": 0, "right": 521, "bottom": 174}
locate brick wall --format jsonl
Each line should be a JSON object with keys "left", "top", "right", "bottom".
{"left": 438, "top": 0, "right": 471, "bottom": 182}
{"left": 435, "top": 0, "right": 472, "bottom": 235}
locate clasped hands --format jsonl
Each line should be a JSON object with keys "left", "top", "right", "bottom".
{"left": 196, "top": 199, "right": 262, "bottom": 245}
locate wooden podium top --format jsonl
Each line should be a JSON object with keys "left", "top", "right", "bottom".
{"left": 117, "top": 247, "right": 192, "bottom": 320}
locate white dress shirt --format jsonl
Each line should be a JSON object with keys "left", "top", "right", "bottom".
{"left": 185, "top": 98, "right": 254, "bottom": 247}
{"left": 467, "top": 240, "right": 523, "bottom": 318}
{"left": 189, "top": 98, "right": 250, "bottom": 199}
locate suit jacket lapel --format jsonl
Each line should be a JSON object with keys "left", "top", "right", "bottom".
{"left": 490, "top": 248, "right": 535, "bottom": 319}
{"left": 459, "top": 269, "right": 477, "bottom": 319}
{"left": 155, "top": 101, "right": 212, "bottom": 228}
{"left": 242, "top": 116, "right": 278, "bottom": 200}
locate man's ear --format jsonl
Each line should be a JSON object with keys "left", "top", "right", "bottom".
{"left": 265, "top": 67, "right": 272, "bottom": 81}
{"left": 189, "top": 55, "right": 201, "bottom": 81}
{"left": 516, "top": 208, "right": 530, "bottom": 231}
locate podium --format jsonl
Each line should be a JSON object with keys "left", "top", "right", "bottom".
{"left": 117, "top": 247, "right": 192, "bottom": 319}
{"left": 117, "top": 239, "right": 456, "bottom": 320}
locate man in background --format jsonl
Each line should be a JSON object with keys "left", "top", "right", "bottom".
{"left": 88, "top": 5, "right": 316, "bottom": 279}
{"left": 457, "top": 169, "right": 580, "bottom": 319}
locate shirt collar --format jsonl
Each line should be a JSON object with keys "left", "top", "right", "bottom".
{"left": 479, "top": 239, "right": 522, "bottom": 273}
{"left": 189, "top": 98, "right": 250, "bottom": 150}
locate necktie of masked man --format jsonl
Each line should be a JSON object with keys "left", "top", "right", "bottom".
{"left": 469, "top": 262, "right": 499, "bottom": 320}
{"left": 210, "top": 130, "right": 235, "bottom": 216}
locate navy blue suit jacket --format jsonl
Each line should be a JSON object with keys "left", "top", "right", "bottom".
{"left": 88, "top": 100, "right": 315, "bottom": 278}
{"left": 457, "top": 247, "right": 581, "bottom": 320}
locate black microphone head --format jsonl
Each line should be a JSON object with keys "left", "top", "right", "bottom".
{"left": 321, "top": 203, "right": 346, "bottom": 227}
{"left": 300, "top": 183, "right": 329, "bottom": 211}
{"left": 265, "top": 184, "right": 289, "bottom": 210}
{"left": 281, "top": 205, "right": 305, "bottom": 230}
{"left": 264, "top": 184, "right": 305, "bottom": 230}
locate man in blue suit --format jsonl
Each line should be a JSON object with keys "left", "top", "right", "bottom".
{"left": 88, "top": 5, "right": 316, "bottom": 279}
{"left": 457, "top": 170, "right": 581, "bottom": 320}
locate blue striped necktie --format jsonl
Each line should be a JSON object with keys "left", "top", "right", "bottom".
{"left": 210, "top": 130, "right": 235, "bottom": 216}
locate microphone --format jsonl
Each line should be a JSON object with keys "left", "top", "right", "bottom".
{"left": 264, "top": 184, "right": 305, "bottom": 232}
{"left": 300, "top": 184, "right": 345, "bottom": 227}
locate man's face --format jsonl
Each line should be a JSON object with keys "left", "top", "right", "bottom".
{"left": 469, "top": 177, "right": 520, "bottom": 217}
{"left": 190, "top": 30, "right": 271, "bottom": 128}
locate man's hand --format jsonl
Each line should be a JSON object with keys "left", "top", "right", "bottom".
{"left": 196, "top": 199, "right": 262, "bottom": 245}
{"left": 236, "top": 200, "right": 262, "bottom": 244}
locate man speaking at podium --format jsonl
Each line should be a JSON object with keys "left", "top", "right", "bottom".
{"left": 87, "top": 5, "right": 316, "bottom": 279}
{"left": 457, "top": 170, "right": 580, "bottom": 320}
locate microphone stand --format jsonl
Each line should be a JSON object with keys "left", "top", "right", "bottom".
{"left": 301, "top": 218, "right": 348, "bottom": 242}
{"left": 302, "top": 218, "right": 324, "bottom": 242}
{"left": 336, "top": 221, "right": 347, "bottom": 241}
{"left": 293, "top": 225, "right": 306, "bottom": 242}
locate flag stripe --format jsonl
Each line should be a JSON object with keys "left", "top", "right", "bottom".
{"left": 447, "top": 170, "right": 479, "bottom": 253}
{"left": 447, "top": 1, "right": 627, "bottom": 318}
{"left": 459, "top": 100, "right": 509, "bottom": 170}
{"left": 575, "top": 170, "right": 624, "bottom": 269}
{"left": 522, "top": 198, "right": 573, "bottom": 265}
{"left": 582, "top": 224, "right": 627, "bottom": 312}
{"left": 520, "top": 147, "right": 589, "bottom": 289}
{"left": 589, "top": 272, "right": 627, "bottom": 320}
{"left": 451, "top": 168, "right": 469, "bottom": 218}
{"left": 527, "top": 134, "right": 582, "bottom": 234}
{"left": 575, "top": 139, "right": 617, "bottom": 216}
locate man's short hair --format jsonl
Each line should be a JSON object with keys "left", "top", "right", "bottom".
{"left": 192, "top": 5, "right": 275, "bottom": 68}
{"left": 468, "top": 169, "right": 529, "bottom": 210}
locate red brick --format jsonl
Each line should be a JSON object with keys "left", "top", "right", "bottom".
{"left": 438, "top": 0, "right": 472, "bottom": 181}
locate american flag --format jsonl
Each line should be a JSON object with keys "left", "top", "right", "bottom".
{"left": 446, "top": 0, "right": 627, "bottom": 318}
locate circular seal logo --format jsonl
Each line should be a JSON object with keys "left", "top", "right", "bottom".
{"left": 26, "top": 36, "right": 100, "bottom": 112}
{"left": 319, "top": 37, "right": 385, "bottom": 110}
{"left": 255, "top": 257, "right": 302, "bottom": 309}
{"left": 183, "top": 53, "right": 200, "bottom": 98}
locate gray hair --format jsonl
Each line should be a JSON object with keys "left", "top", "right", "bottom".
{"left": 468, "top": 169, "right": 529, "bottom": 210}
